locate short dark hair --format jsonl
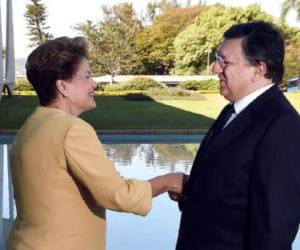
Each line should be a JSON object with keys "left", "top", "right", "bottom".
{"left": 224, "top": 21, "right": 285, "bottom": 84}
{"left": 26, "top": 36, "right": 89, "bottom": 105}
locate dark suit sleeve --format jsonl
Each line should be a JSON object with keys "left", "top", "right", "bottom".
{"left": 177, "top": 174, "right": 189, "bottom": 211}
{"left": 247, "top": 113, "right": 300, "bottom": 250}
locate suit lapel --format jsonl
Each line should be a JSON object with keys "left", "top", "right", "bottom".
{"left": 203, "top": 108, "right": 253, "bottom": 155}
{"left": 201, "top": 85, "right": 281, "bottom": 156}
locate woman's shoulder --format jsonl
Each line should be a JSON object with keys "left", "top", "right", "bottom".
{"left": 32, "top": 106, "right": 95, "bottom": 134}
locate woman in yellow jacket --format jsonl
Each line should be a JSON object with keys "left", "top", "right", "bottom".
{"left": 7, "top": 37, "right": 183, "bottom": 250}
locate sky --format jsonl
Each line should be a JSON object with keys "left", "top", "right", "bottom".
{"left": 4, "top": 0, "right": 300, "bottom": 59}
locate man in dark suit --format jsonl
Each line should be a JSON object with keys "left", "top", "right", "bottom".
{"left": 174, "top": 21, "right": 300, "bottom": 250}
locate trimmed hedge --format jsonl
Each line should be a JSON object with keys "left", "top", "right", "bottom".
{"left": 196, "top": 89, "right": 219, "bottom": 94}
{"left": 94, "top": 90, "right": 143, "bottom": 96}
{"left": 179, "top": 79, "right": 219, "bottom": 90}
{"left": 12, "top": 77, "right": 218, "bottom": 98}
{"left": 122, "top": 93, "right": 154, "bottom": 101}
{"left": 104, "top": 76, "right": 162, "bottom": 91}
{"left": 146, "top": 88, "right": 205, "bottom": 100}
{"left": 147, "top": 88, "right": 190, "bottom": 97}
{"left": 15, "top": 78, "right": 34, "bottom": 91}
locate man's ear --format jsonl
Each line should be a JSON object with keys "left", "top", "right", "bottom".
{"left": 251, "top": 62, "right": 267, "bottom": 83}
{"left": 56, "top": 79, "right": 68, "bottom": 98}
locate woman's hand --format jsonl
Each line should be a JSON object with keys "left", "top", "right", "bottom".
{"left": 148, "top": 173, "right": 185, "bottom": 198}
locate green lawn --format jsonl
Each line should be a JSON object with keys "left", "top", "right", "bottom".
{"left": 0, "top": 94, "right": 299, "bottom": 131}
{"left": 286, "top": 93, "right": 300, "bottom": 113}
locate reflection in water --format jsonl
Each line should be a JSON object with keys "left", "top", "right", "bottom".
{"left": 1, "top": 143, "right": 300, "bottom": 250}
{"left": 103, "top": 144, "right": 199, "bottom": 174}
{"left": 104, "top": 143, "right": 199, "bottom": 250}
{"left": 104, "top": 144, "right": 139, "bottom": 166}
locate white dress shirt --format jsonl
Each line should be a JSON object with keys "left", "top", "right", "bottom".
{"left": 224, "top": 84, "right": 274, "bottom": 128}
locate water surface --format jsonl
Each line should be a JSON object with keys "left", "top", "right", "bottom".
{"left": 1, "top": 143, "right": 300, "bottom": 250}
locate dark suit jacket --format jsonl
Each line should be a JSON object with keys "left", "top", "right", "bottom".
{"left": 177, "top": 85, "right": 300, "bottom": 250}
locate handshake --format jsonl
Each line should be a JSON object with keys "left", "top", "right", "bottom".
{"left": 148, "top": 173, "right": 189, "bottom": 201}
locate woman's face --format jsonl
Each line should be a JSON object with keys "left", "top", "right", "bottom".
{"left": 64, "top": 58, "right": 97, "bottom": 116}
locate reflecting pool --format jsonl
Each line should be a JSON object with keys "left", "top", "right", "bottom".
{"left": 1, "top": 142, "right": 300, "bottom": 250}
{"left": 104, "top": 143, "right": 196, "bottom": 250}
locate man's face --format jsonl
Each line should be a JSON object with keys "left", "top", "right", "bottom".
{"left": 212, "top": 38, "right": 256, "bottom": 102}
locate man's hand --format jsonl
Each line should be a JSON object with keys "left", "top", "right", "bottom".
{"left": 168, "top": 174, "right": 189, "bottom": 202}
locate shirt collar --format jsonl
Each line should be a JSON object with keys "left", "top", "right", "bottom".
{"left": 234, "top": 84, "right": 274, "bottom": 115}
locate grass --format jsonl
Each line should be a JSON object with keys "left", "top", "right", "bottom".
{"left": 0, "top": 95, "right": 214, "bottom": 130}
{"left": 0, "top": 93, "right": 299, "bottom": 131}
{"left": 286, "top": 93, "right": 300, "bottom": 113}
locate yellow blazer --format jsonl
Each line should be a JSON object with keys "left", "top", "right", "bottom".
{"left": 7, "top": 106, "right": 152, "bottom": 250}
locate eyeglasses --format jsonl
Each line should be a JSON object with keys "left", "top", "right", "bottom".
{"left": 214, "top": 53, "right": 239, "bottom": 69}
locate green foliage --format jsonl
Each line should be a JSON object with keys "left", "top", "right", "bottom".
{"left": 75, "top": 3, "right": 142, "bottom": 75}
{"left": 24, "top": 0, "right": 53, "bottom": 47}
{"left": 280, "top": 0, "right": 300, "bottom": 23}
{"left": 104, "top": 77, "right": 162, "bottom": 91}
{"left": 196, "top": 89, "right": 220, "bottom": 94}
{"left": 179, "top": 79, "right": 219, "bottom": 90}
{"left": 145, "top": 88, "right": 206, "bottom": 99}
{"left": 145, "top": 0, "right": 181, "bottom": 23}
{"left": 173, "top": 4, "right": 273, "bottom": 74}
{"left": 122, "top": 93, "right": 154, "bottom": 101}
{"left": 276, "top": 22, "right": 300, "bottom": 88}
{"left": 282, "top": 43, "right": 300, "bottom": 89}
{"left": 94, "top": 90, "right": 143, "bottom": 96}
{"left": 15, "top": 78, "right": 34, "bottom": 91}
{"left": 147, "top": 87, "right": 190, "bottom": 97}
{"left": 135, "top": 6, "right": 207, "bottom": 74}
{"left": 73, "top": 2, "right": 300, "bottom": 78}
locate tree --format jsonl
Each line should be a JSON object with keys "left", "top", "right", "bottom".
{"left": 280, "top": 0, "right": 300, "bottom": 23}
{"left": 173, "top": 4, "right": 272, "bottom": 75}
{"left": 24, "top": 0, "right": 53, "bottom": 47}
{"left": 145, "top": 0, "right": 181, "bottom": 23}
{"left": 277, "top": 24, "right": 300, "bottom": 89}
{"left": 75, "top": 3, "right": 142, "bottom": 75}
{"left": 135, "top": 5, "right": 207, "bottom": 74}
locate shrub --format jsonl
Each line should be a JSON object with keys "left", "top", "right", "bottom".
{"left": 196, "top": 89, "right": 219, "bottom": 94}
{"left": 94, "top": 90, "right": 143, "bottom": 96}
{"left": 147, "top": 88, "right": 190, "bottom": 97}
{"left": 104, "top": 76, "right": 162, "bottom": 91}
{"left": 148, "top": 87, "right": 205, "bottom": 100}
{"left": 15, "top": 78, "right": 34, "bottom": 91}
{"left": 147, "top": 88, "right": 205, "bottom": 100}
{"left": 13, "top": 91, "right": 36, "bottom": 96}
{"left": 123, "top": 93, "right": 154, "bottom": 101}
{"left": 179, "top": 79, "right": 219, "bottom": 90}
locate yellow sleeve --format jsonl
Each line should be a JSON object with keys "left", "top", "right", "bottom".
{"left": 64, "top": 120, "right": 152, "bottom": 216}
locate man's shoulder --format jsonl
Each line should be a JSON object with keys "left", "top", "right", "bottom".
{"left": 251, "top": 88, "right": 298, "bottom": 119}
{"left": 270, "top": 92, "right": 299, "bottom": 120}
{"left": 262, "top": 94, "right": 300, "bottom": 135}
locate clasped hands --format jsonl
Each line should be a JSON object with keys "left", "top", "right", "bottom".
{"left": 148, "top": 173, "right": 189, "bottom": 198}
{"left": 168, "top": 173, "right": 189, "bottom": 202}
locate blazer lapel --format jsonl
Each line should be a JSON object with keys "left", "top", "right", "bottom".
{"left": 204, "top": 108, "right": 253, "bottom": 155}
{"left": 200, "top": 85, "right": 281, "bottom": 156}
